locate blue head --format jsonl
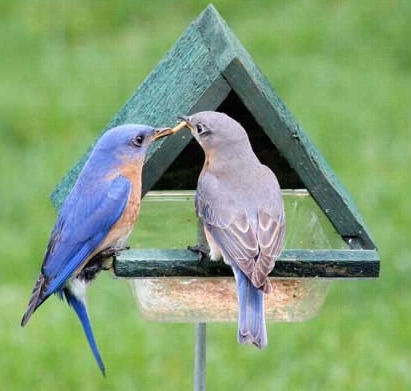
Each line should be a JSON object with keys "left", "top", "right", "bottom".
{"left": 70, "top": 123, "right": 157, "bottom": 193}
{"left": 92, "top": 124, "right": 156, "bottom": 163}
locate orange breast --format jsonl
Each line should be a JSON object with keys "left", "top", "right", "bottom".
{"left": 90, "top": 157, "right": 144, "bottom": 258}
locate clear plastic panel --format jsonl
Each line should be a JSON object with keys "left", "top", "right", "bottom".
{"left": 127, "top": 190, "right": 348, "bottom": 323}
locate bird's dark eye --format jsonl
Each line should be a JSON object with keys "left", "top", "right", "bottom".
{"left": 133, "top": 135, "right": 144, "bottom": 147}
{"left": 196, "top": 123, "right": 205, "bottom": 134}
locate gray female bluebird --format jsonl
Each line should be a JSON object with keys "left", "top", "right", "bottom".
{"left": 154, "top": 111, "right": 286, "bottom": 348}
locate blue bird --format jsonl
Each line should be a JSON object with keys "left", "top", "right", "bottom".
{"left": 21, "top": 124, "right": 158, "bottom": 375}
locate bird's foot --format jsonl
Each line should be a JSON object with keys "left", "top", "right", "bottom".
{"left": 78, "top": 246, "right": 130, "bottom": 282}
{"left": 99, "top": 245, "right": 130, "bottom": 261}
{"left": 187, "top": 244, "right": 210, "bottom": 263}
{"left": 78, "top": 260, "right": 105, "bottom": 282}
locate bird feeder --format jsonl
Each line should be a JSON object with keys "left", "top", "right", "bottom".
{"left": 51, "top": 0, "right": 379, "bottom": 363}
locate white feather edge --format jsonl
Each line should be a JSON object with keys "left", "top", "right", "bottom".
{"left": 66, "top": 277, "right": 88, "bottom": 308}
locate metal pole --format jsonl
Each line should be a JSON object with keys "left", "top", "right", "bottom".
{"left": 194, "top": 220, "right": 207, "bottom": 391}
{"left": 194, "top": 322, "right": 206, "bottom": 391}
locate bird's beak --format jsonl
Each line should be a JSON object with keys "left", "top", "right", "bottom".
{"left": 151, "top": 118, "right": 190, "bottom": 141}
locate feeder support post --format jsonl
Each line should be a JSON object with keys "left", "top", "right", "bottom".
{"left": 194, "top": 220, "right": 208, "bottom": 391}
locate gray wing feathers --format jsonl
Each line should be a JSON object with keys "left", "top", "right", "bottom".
{"left": 252, "top": 208, "right": 286, "bottom": 292}
{"left": 200, "top": 202, "right": 285, "bottom": 293}
{"left": 196, "top": 167, "right": 285, "bottom": 293}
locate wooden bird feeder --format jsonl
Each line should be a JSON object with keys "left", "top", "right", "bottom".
{"left": 52, "top": 5, "right": 379, "bottom": 326}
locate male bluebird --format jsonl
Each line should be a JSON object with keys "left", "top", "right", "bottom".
{"left": 21, "top": 124, "right": 158, "bottom": 375}
{"left": 154, "top": 112, "right": 286, "bottom": 348}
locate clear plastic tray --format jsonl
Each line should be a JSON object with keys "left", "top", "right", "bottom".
{"left": 126, "top": 190, "right": 347, "bottom": 323}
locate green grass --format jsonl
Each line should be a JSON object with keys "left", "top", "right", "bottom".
{"left": 1, "top": 1, "right": 410, "bottom": 390}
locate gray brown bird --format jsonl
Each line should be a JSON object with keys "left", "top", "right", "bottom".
{"left": 154, "top": 111, "right": 286, "bottom": 348}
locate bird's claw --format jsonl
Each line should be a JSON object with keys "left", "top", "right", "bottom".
{"left": 187, "top": 244, "right": 210, "bottom": 263}
{"left": 79, "top": 246, "right": 129, "bottom": 282}
{"left": 99, "top": 245, "right": 130, "bottom": 260}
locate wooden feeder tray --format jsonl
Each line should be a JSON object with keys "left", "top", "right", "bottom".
{"left": 114, "top": 190, "right": 378, "bottom": 323}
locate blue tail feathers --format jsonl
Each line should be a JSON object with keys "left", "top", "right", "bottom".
{"left": 233, "top": 266, "right": 267, "bottom": 349}
{"left": 64, "top": 288, "right": 106, "bottom": 375}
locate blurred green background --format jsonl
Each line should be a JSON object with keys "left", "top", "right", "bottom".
{"left": 1, "top": 1, "right": 410, "bottom": 390}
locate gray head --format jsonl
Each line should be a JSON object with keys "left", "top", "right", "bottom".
{"left": 180, "top": 111, "right": 251, "bottom": 155}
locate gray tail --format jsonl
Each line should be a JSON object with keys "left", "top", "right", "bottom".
{"left": 21, "top": 273, "right": 47, "bottom": 327}
{"left": 233, "top": 266, "right": 267, "bottom": 349}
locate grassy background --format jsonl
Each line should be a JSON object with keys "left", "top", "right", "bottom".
{"left": 1, "top": 1, "right": 410, "bottom": 389}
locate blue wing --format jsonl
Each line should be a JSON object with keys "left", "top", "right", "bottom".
{"left": 20, "top": 174, "right": 131, "bottom": 325}
{"left": 21, "top": 174, "right": 131, "bottom": 327}
{"left": 42, "top": 175, "right": 131, "bottom": 296}
{"left": 21, "top": 174, "right": 131, "bottom": 372}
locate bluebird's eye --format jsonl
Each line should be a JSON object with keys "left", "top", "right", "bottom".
{"left": 133, "top": 135, "right": 144, "bottom": 147}
{"left": 196, "top": 123, "right": 205, "bottom": 134}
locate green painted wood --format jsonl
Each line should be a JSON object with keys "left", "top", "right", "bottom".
{"left": 193, "top": 5, "right": 375, "bottom": 250}
{"left": 50, "top": 4, "right": 379, "bottom": 273}
{"left": 114, "top": 249, "right": 380, "bottom": 279}
{"left": 50, "top": 16, "right": 230, "bottom": 210}
{"left": 223, "top": 59, "right": 374, "bottom": 249}
{"left": 141, "top": 75, "right": 230, "bottom": 195}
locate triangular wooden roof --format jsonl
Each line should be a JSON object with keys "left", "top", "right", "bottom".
{"left": 52, "top": 4, "right": 379, "bottom": 276}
